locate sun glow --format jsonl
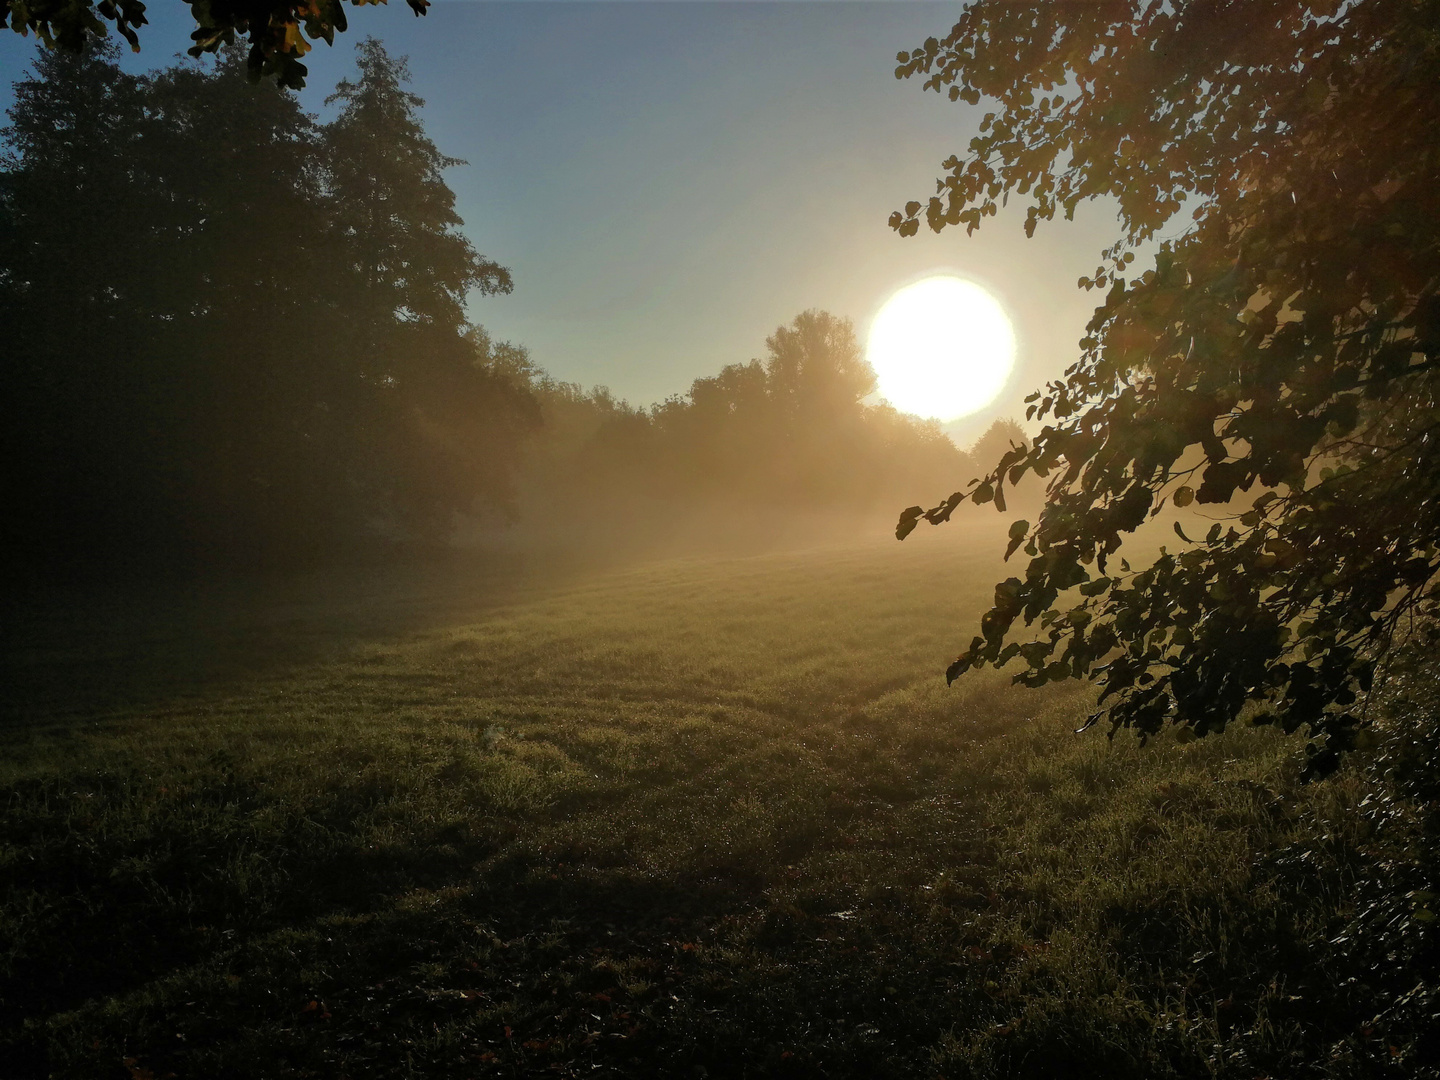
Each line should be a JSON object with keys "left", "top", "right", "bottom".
{"left": 866, "top": 276, "right": 1017, "bottom": 422}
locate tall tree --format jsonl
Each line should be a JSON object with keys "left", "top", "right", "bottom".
{"left": 140, "top": 48, "right": 353, "bottom": 552}
{"left": 1, "top": 43, "right": 177, "bottom": 556}
{"left": 893, "top": 0, "right": 1440, "bottom": 771}
{"left": 321, "top": 38, "right": 528, "bottom": 535}
{"left": 325, "top": 39, "right": 510, "bottom": 337}
{"left": 1, "top": 42, "right": 531, "bottom": 564}
{"left": 763, "top": 309, "right": 878, "bottom": 418}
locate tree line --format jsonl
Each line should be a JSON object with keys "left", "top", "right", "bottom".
{"left": 1, "top": 42, "right": 992, "bottom": 569}
{"left": 473, "top": 312, "right": 1002, "bottom": 539}
{"left": 1, "top": 40, "right": 532, "bottom": 566}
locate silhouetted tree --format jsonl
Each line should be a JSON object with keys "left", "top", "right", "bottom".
{"left": 764, "top": 310, "right": 877, "bottom": 418}
{"left": 321, "top": 39, "right": 527, "bottom": 536}
{"left": 143, "top": 48, "right": 346, "bottom": 552}
{"left": 893, "top": 0, "right": 1440, "bottom": 771}
{"left": 1, "top": 42, "right": 206, "bottom": 557}
{"left": 966, "top": 419, "right": 1026, "bottom": 481}
{"left": 325, "top": 40, "right": 511, "bottom": 333}
{"left": 512, "top": 310, "right": 967, "bottom": 523}
{"left": 0, "top": 41, "right": 531, "bottom": 565}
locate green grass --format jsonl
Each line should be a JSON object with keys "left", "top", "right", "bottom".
{"left": 0, "top": 531, "right": 1388, "bottom": 1078}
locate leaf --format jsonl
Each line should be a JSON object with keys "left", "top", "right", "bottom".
{"left": 926, "top": 491, "right": 966, "bottom": 525}
{"left": 895, "top": 505, "right": 925, "bottom": 541}
{"left": 282, "top": 21, "right": 312, "bottom": 56}
{"left": 1005, "top": 518, "right": 1030, "bottom": 558}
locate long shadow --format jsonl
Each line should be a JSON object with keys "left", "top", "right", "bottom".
{"left": 0, "top": 546, "right": 626, "bottom": 730}
{"left": 10, "top": 832, "right": 1001, "bottom": 1080}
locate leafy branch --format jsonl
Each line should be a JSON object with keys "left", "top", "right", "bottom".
{"left": 2, "top": 0, "right": 429, "bottom": 88}
{"left": 893, "top": 0, "right": 1440, "bottom": 772}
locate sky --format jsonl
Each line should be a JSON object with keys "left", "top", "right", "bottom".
{"left": 0, "top": 0, "right": 1126, "bottom": 447}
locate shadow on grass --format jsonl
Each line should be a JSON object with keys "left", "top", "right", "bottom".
{"left": 23, "top": 851, "right": 1001, "bottom": 1080}
{"left": 0, "top": 550, "right": 601, "bottom": 730}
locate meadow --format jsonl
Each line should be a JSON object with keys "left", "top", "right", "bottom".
{"left": 0, "top": 527, "right": 1403, "bottom": 1078}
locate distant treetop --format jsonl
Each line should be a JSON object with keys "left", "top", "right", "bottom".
{"left": 1, "top": 0, "right": 428, "bottom": 88}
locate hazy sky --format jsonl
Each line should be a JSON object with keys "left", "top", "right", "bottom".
{"left": 1, "top": 1, "right": 1126, "bottom": 446}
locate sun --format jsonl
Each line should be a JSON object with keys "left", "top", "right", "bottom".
{"left": 866, "top": 276, "right": 1017, "bottom": 422}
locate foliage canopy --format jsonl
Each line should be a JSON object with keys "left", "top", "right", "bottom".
{"left": 894, "top": 0, "right": 1440, "bottom": 772}
{"left": 0, "top": 40, "right": 529, "bottom": 563}
{"left": 481, "top": 309, "right": 967, "bottom": 530}
{"left": 1, "top": 0, "right": 424, "bottom": 88}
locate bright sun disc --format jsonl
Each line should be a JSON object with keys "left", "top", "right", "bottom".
{"left": 867, "top": 276, "right": 1016, "bottom": 422}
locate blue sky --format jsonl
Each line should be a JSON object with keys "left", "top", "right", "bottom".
{"left": 1, "top": 1, "right": 1124, "bottom": 445}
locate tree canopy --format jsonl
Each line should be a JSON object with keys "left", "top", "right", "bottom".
{"left": 1, "top": 0, "right": 424, "bottom": 88}
{"left": 893, "top": 0, "right": 1440, "bottom": 772}
{"left": 0, "top": 40, "right": 530, "bottom": 565}
{"left": 482, "top": 309, "right": 969, "bottom": 532}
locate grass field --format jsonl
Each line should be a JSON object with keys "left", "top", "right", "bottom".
{"left": 0, "top": 528, "right": 1401, "bottom": 1078}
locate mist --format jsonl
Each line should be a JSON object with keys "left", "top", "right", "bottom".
{"left": 4, "top": 2, "right": 1436, "bottom": 1078}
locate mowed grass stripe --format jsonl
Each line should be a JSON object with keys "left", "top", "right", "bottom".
{"left": 1, "top": 533, "right": 1366, "bottom": 1078}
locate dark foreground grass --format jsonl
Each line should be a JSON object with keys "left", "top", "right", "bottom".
{"left": 0, "top": 532, "right": 1428, "bottom": 1078}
